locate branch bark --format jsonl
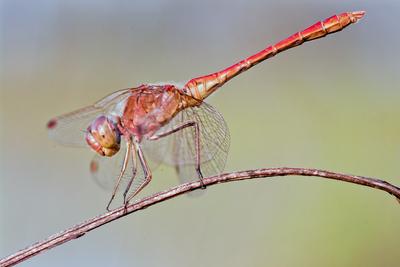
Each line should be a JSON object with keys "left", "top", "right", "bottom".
{"left": 1, "top": 167, "right": 400, "bottom": 267}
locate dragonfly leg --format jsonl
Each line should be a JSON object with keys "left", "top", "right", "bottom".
{"left": 122, "top": 144, "right": 138, "bottom": 204}
{"left": 149, "top": 121, "right": 206, "bottom": 189}
{"left": 125, "top": 141, "right": 152, "bottom": 204}
{"left": 106, "top": 139, "right": 132, "bottom": 211}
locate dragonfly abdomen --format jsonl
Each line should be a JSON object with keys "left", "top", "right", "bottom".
{"left": 184, "top": 11, "right": 365, "bottom": 101}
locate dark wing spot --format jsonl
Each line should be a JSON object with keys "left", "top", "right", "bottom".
{"left": 47, "top": 119, "right": 57, "bottom": 129}
{"left": 90, "top": 160, "right": 99, "bottom": 173}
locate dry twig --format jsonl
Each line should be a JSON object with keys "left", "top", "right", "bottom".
{"left": 1, "top": 167, "right": 399, "bottom": 267}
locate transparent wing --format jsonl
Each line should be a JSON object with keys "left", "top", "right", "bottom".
{"left": 90, "top": 139, "right": 130, "bottom": 191}
{"left": 47, "top": 88, "right": 132, "bottom": 147}
{"left": 90, "top": 139, "right": 159, "bottom": 198}
{"left": 142, "top": 102, "right": 230, "bottom": 184}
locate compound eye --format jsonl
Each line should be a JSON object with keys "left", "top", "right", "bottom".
{"left": 85, "top": 116, "right": 121, "bottom": 157}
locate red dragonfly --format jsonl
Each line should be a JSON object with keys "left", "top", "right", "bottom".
{"left": 48, "top": 11, "right": 365, "bottom": 210}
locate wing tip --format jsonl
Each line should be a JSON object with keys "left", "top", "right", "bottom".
{"left": 90, "top": 159, "right": 99, "bottom": 174}
{"left": 47, "top": 118, "right": 58, "bottom": 129}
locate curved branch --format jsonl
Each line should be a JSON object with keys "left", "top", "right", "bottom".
{"left": 1, "top": 167, "right": 399, "bottom": 267}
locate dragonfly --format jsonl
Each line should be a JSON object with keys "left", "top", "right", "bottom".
{"left": 48, "top": 11, "right": 365, "bottom": 210}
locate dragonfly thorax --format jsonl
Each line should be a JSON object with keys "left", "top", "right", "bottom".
{"left": 120, "top": 85, "right": 197, "bottom": 141}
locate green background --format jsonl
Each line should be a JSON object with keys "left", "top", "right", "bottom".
{"left": 1, "top": 0, "right": 399, "bottom": 266}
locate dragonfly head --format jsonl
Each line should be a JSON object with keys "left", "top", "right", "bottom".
{"left": 85, "top": 115, "right": 121, "bottom": 157}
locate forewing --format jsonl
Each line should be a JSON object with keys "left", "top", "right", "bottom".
{"left": 143, "top": 102, "right": 230, "bottom": 184}
{"left": 47, "top": 89, "right": 132, "bottom": 147}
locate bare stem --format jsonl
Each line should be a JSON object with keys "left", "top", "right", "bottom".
{"left": 1, "top": 167, "right": 399, "bottom": 267}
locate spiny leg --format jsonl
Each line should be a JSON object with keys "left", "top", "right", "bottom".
{"left": 125, "top": 141, "right": 152, "bottom": 204}
{"left": 106, "top": 139, "right": 132, "bottom": 211}
{"left": 122, "top": 143, "right": 138, "bottom": 204}
{"left": 149, "top": 121, "right": 206, "bottom": 189}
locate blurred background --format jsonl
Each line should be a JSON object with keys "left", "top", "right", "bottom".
{"left": 1, "top": 0, "right": 400, "bottom": 266}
